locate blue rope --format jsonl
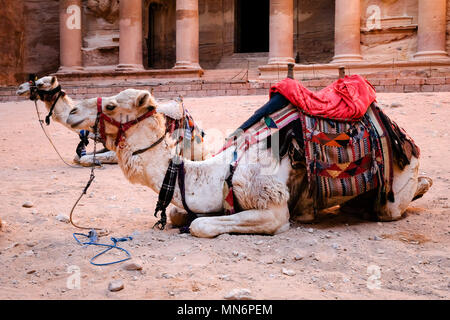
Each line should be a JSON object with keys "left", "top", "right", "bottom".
{"left": 73, "top": 229, "right": 133, "bottom": 266}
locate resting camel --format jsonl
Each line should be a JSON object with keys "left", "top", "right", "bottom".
{"left": 16, "top": 76, "right": 118, "bottom": 166}
{"left": 17, "top": 76, "right": 209, "bottom": 165}
{"left": 66, "top": 88, "right": 432, "bottom": 238}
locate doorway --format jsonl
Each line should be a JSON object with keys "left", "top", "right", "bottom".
{"left": 235, "top": 0, "right": 269, "bottom": 53}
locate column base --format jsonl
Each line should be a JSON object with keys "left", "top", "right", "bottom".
{"left": 57, "top": 66, "right": 84, "bottom": 73}
{"left": 267, "top": 57, "right": 295, "bottom": 65}
{"left": 173, "top": 61, "right": 202, "bottom": 70}
{"left": 413, "top": 50, "right": 449, "bottom": 61}
{"left": 115, "top": 64, "right": 144, "bottom": 72}
{"left": 331, "top": 54, "right": 364, "bottom": 64}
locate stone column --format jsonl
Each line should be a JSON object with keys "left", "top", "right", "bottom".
{"left": 59, "top": 0, "right": 83, "bottom": 72}
{"left": 414, "top": 0, "right": 448, "bottom": 60}
{"left": 116, "top": 0, "right": 144, "bottom": 71}
{"left": 173, "top": 0, "right": 201, "bottom": 69}
{"left": 332, "top": 0, "right": 363, "bottom": 63}
{"left": 268, "top": 0, "right": 294, "bottom": 65}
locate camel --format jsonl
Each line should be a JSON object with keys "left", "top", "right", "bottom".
{"left": 17, "top": 76, "right": 209, "bottom": 165}
{"left": 66, "top": 88, "right": 432, "bottom": 238}
{"left": 16, "top": 76, "right": 117, "bottom": 166}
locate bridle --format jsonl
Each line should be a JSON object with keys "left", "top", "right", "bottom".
{"left": 95, "top": 97, "right": 162, "bottom": 150}
{"left": 29, "top": 78, "right": 64, "bottom": 125}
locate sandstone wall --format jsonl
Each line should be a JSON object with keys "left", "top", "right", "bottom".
{"left": 0, "top": 0, "right": 25, "bottom": 85}
{"left": 361, "top": 0, "right": 418, "bottom": 62}
{"left": 199, "top": 0, "right": 226, "bottom": 69}
{"left": 295, "top": 0, "right": 335, "bottom": 64}
{"left": 23, "top": 0, "right": 60, "bottom": 78}
{"left": 82, "top": 0, "right": 120, "bottom": 67}
{"left": 143, "top": 0, "right": 176, "bottom": 69}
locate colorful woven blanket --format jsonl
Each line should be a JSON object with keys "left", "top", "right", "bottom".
{"left": 300, "top": 104, "right": 389, "bottom": 209}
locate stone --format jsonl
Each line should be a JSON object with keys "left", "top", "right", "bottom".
{"left": 282, "top": 268, "right": 296, "bottom": 276}
{"left": 108, "top": 280, "right": 124, "bottom": 292}
{"left": 123, "top": 260, "right": 143, "bottom": 271}
{"left": 307, "top": 228, "right": 314, "bottom": 233}
{"left": 22, "top": 201, "right": 33, "bottom": 208}
{"left": 331, "top": 243, "right": 340, "bottom": 250}
{"left": 294, "top": 253, "right": 304, "bottom": 261}
{"left": 224, "top": 288, "right": 253, "bottom": 300}
{"left": 56, "top": 214, "right": 70, "bottom": 223}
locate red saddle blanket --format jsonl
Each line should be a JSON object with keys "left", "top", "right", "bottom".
{"left": 270, "top": 75, "right": 377, "bottom": 122}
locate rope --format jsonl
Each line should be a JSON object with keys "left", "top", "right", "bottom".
{"left": 69, "top": 115, "right": 109, "bottom": 237}
{"left": 33, "top": 100, "right": 80, "bottom": 169}
{"left": 73, "top": 230, "right": 132, "bottom": 266}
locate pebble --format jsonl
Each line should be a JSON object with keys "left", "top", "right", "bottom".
{"left": 133, "top": 208, "right": 142, "bottom": 214}
{"left": 369, "top": 235, "right": 382, "bottom": 241}
{"left": 56, "top": 214, "right": 70, "bottom": 223}
{"left": 162, "top": 273, "right": 174, "bottom": 279}
{"left": 24, "top": 250, "right": 34, "bottom": 257}
{"left": 108, "top": 280, "right": 124, "bottom": 292}
{"left": 331, "top": 243, "right": 340, "bottom": 250}
{"left": 224, "top": 288, "right": 253, "bottom": 300}
{"left": 307, "top": 228, "right": 314, "bottom": 233}
{"left": 123, "top": 260, "right": 143, "bottom": 271}
{"left": 255, "top": 240, "right": 264, "bottom": 245}
{"left": 282, "top": 268, "right": 296, "bottom": 276}
{"left": 294, "top": 254, "right": 304, "bottom": 261}
{"left": 219, "top": 274, "right": 231, "bottom": 281}
{"left": 31, "top": 209, "right": 38, "bottom": 215}
{"left": 390, "top": 102, "right": 403, "bottom": 108}
{"left": 22, "top": 201, "right": 33, "bottom": 208}
{"left": 377, "top": 249, "right": 385, "bottom": 254}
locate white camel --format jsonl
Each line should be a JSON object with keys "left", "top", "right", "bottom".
{"left": 66, "top": 89, "right": 432, "bottom": 238}
{"left": 17, "top": 76, "right": 209, "bottom": 165}
{"left": 16, "top": 76, "right": 117, "bottom": 166}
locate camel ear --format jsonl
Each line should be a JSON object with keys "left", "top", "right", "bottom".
{"left": 51, "top": 76, "right": 57, "bottom": 85}
{"left": 156, "top": 100, "right": 183, "bottom": 120}
{"left": 135, "top": 92, "right": 150, "bottom": 108}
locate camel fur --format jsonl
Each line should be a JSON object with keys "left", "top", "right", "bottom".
{"left": 66, "top": 89, "right": 432, "bottom": 238}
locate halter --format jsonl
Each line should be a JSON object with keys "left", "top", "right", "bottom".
{"left": 96, "top": 97, "right": 157, "bottom": 147}
{"left": 28, "top": 79, "right": 64, "bottom": 125}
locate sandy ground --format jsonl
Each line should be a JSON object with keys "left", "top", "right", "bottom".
{"left": 0, "top": 93, "right": 449, "bottom": 300}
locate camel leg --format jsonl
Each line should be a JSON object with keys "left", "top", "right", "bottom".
{"left": 378, "top": 156, "right": 420, "bottom": 221}
{"left": 79, "top": 151, "right": 118, "bottom": 166}
{"left": 189, "top": 204, "right": 290, "bottom": 238}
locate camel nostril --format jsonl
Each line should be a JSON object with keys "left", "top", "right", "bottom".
{"left": 70, "top": 108, "right": 78, "bottom": 115}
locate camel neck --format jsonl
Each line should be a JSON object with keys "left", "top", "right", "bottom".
{"left": 114, "top": 120, "right": 231, "bottom": 213}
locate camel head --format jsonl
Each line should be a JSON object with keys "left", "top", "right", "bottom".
{"left": 67, "top": 89, "right": 162, "bottom": 145}
{"left": 35, "top": 76, "right": 59, "bottom": 92}
{"left": 16, "top": 76, "right": 60, "bottom": 100}
{"left": 16, "top": 81, "right": 32, "bottom": 97}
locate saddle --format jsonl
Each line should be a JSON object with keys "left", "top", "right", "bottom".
{"left": 221, "top": 76, "right": 420, "bottom": 217}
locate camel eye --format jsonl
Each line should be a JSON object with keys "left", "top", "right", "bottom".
{"left": 106, "top": 104, "right": 116, "bottom": 111}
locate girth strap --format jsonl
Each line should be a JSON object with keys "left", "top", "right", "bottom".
{"left": 152, "top": 157, "right": 197, "bottom": 232}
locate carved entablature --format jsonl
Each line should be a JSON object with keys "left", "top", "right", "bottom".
{"left": 86, "top": 0, "right": 119, "bottom": 24}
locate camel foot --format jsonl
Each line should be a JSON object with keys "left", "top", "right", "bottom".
{"left": 412, "top": 176, "right": 433, "bottom": 201}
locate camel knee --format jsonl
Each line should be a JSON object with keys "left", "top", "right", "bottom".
{"left": 189, "top": 217, "right": 220, "bottom": 238}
